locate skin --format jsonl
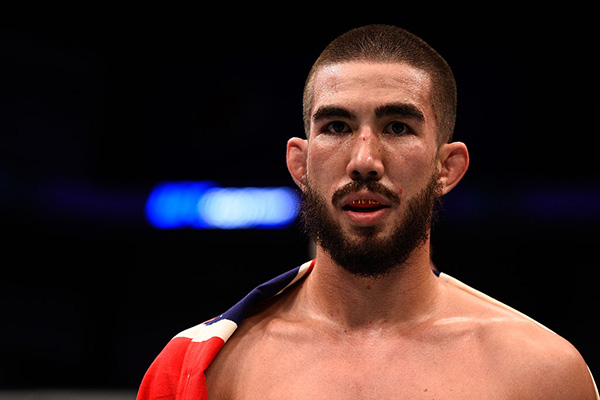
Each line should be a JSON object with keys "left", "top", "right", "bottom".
{"left": 205, "top": 62, "right": 597, "bottom": 399}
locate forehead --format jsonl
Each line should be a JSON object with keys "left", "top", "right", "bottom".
{"left": 311, "top": 62, "right": 433, "bottom": 117}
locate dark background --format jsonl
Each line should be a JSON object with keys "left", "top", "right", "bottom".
{"left": 1, "top": 10, "right": 597, "bottom": 391}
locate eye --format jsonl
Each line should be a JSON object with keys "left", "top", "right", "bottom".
{"left": 383, "top": 121, "right": 411, "bottom": 135}
{"left": 324, "top": 121, "right": 351, "bottom": 134}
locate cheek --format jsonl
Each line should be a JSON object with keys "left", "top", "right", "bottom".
{"left": 306, "top": 140, "right": 349, "bottom": 180}
{"left": 384, "top": 145, "right": 436, "bottom": 194}
{"left": 306, "top": 158, "right": 333, "bottom": 195}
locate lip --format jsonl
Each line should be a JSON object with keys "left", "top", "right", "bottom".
{"left": 343, "top": 206, "right": 391, "bottom": 226}
{"left": 338, "top": 191, "right": 393, "bottom": 226}
{"left": 339, "top": 191, "right": 392, "bottom": 208}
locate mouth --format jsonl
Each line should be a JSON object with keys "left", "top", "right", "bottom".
{"left": 342, "top": 199, "right": 390, "bottom": 213}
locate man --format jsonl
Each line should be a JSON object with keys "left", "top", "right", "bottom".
{"left": 137, "top": 25, "right": 598, "bottom": 399}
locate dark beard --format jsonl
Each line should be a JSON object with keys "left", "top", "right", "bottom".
{"left": 300, "top": 175, "right": 442, "bottom": 279}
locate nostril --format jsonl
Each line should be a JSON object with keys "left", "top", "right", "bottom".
{"left": 351, "top": 169, "right": 379, "bottom": 179}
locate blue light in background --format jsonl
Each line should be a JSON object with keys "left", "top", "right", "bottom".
{"left": 145, "top": 181, "right": 300, "bottom": 229}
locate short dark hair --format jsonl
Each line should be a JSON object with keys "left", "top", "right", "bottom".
{"left": 303, "top": 24, "right": 457, "bottom": 144}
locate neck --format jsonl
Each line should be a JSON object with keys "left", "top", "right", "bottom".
{"left": 301, "top": 239, "right": 442, "bottom": 332}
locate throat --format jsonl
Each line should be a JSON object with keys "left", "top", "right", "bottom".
{"left": 303, "top": 253, "right": 443, "bottom": 331}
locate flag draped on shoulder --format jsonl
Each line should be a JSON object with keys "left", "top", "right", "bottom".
{"left": 136, "top": 259, "right": 316, "bottom": 400}
{"left": 138, "top": 259, "right": 600, "bottom": 399}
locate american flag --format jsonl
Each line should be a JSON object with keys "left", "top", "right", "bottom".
{"left": 137, "top": 258, "right": 599, "bottom": 399}
{"left": 136, "top": 259, "right": 316, "bottom": 400}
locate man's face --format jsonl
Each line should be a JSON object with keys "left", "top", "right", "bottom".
{"left": 301, "top": 62, "right": 443, "bottom": 276}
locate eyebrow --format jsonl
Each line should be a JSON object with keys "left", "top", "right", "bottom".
{"left": 375, "top": 103, "right": 425, "bottom": 122}
{"left": 312, "top": 103, "right": 425, "bottom": 123}
{"left": 312, "top": 106, "right": 357, "bottom": 122}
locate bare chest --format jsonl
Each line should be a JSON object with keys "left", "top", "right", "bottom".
{"left": 205, "top": 330, "right": 506, "bottom": 400}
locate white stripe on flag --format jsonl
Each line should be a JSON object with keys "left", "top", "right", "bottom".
{"left": 275, "top": 260, "right": 314, "bottom": 296}
{"left": 174, "top": 318, "right": 238, "bottom": 343}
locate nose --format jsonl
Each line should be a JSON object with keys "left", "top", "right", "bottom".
{"left": 346, "top": 131, "right": 384, "bottom": 181}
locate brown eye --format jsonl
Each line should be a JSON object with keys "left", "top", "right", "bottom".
{"left": 325, "top": 121, "right": 351, "bottom": 134}
{"left": 384, "top": 121, "right": 410, "bottom": 135}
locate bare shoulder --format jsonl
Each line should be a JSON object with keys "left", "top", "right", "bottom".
{"left": 494, "top": 321, "right": 597, "bottom": 399}
{"left": 440, "top": 273, "right": 598, "bottom": 399}
{"left": 205, "top": 282, "right": 306, "bottom": 399}
{"left": 484, "top": 309, "right": 596, "bottom": 399}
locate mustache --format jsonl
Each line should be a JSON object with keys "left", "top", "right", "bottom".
{"left": 331, "top": 180, "right": 401, "bottom": 207}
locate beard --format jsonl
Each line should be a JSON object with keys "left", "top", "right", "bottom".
{"left": 300, "top": 174, "right": 443, "bottom": 279}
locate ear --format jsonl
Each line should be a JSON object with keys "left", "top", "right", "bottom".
{"left": 286, "top": 137, "right": 308, "bottom": 190}
{"left": 437, "top": 142, "right": 469, "bottom": 195}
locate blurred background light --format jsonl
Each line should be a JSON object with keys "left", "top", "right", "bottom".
{"left": 145, "top": 181, "right": 300, "bottom": 229}
{"left": 3, "top": 17, "right": 597, "bottom": 392}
